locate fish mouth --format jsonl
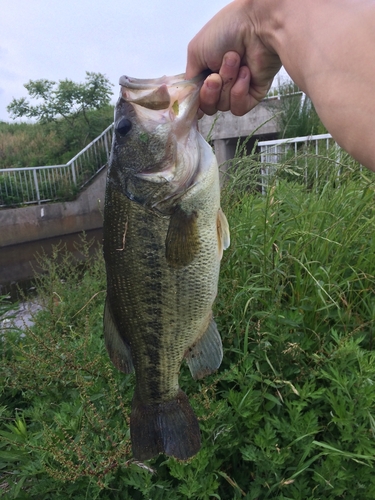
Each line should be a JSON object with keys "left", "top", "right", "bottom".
{"left": 118, "top": 71, "right": 210, "bottom": 91}
{"left": 118, "top": 71, "right": 210, "bottom": 124}
{"left": 116, "top": 72, "right": 211, "bottom": 208}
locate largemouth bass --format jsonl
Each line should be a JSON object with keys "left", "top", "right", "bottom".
{"left": 103, "top": 72, "right": 230, "bottom": 461}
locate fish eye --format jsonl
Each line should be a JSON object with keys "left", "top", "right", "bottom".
{"left": 116, "top": 118, "right": 132, "bottom": 136}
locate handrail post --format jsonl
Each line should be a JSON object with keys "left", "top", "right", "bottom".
{"left": 104, "top": 129, "right": 110, "bottom": 159}
{"left": 71, "top": 161, "right": 77, "bottom": 185}
{"left": 33, "top": 168, "right": 41, "bottom": 205}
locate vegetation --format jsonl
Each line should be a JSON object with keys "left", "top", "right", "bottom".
{"left": 7, "top": 73, "right": 113, "bottom": 128}
{"left": 1, "top": 72, "right": 114, "bottom": 171}
{"left": 0, "top": 105, "right": 114, "bottom": 170}
{"left": 1, "top": 147, "right": 375, "bottom": 498}
{"left": 273, "top": 81, "right": 327, "bottom": 138}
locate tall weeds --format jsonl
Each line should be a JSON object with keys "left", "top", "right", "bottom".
{"left": 273, "top": 81, "right": 327, "bottom": 138}
{"left": 0, "top": 105, "right": 113, "bottom": 169}
{"left": 1, "top": 151, "right": 375, "bottom": 499}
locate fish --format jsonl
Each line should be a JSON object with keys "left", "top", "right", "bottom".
{"left": 102, "top": 72, "right": 230, "bottom": 461}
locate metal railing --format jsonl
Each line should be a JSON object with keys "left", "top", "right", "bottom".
{"left": 258, "top": 133, "right": 334, "bottom": 163}
{"left": 0, "top": 123, "right": 114, "bottom": 207}
{"left": 258, "top": 133, "right": 338, "bottom": 193}
{"left": 264, "top": 89, "right": 304, "bottom": 101}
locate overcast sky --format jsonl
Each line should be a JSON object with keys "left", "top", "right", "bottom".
{"left": 0, "top": 0, "right": 287, "bottom": 123}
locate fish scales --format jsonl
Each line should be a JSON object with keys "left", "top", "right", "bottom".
{"left": 104, "top": 185, "right": 218, "bottom": 400}
{"left": 103, "top": 72, "right": 230, "bottom": 461}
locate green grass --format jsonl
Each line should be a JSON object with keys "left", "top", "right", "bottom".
{"left": 1, "top": 152, "right": 375, "bottom": 499}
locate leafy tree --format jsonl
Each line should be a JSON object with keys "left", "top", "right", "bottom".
{"left": 7, "top": 72, "right": 114, "bottom": 127}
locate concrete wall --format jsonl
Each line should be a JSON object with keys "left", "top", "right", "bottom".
{"left": 198, "top": 99, "right": 280, "bottom": 166}
{"left": 0, "top": 169, "right": 107, "bottom": 287}
{"left": 0, "top": 167, "right": 107, "bottom": 248}
{"left": 199, "top": 99, "right": 280, "bottom": 141}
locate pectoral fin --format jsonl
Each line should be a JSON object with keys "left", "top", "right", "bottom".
{"left": 103, "top": 297, "right": 134, "bottom": 374}
{"left": 217, "top": 208, "right": 230, "bottom": 259}
{"left": 185, "top": 317, "right": 223, "bottom": 380}
{"left": 165, "top": 206, "right": 200, "bottom": 268}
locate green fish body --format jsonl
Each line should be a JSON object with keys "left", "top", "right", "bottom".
{"left": 103, "top": 73, "right": 230, "bottom": 461}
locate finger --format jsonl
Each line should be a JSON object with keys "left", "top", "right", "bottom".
{"left": 199, "top": 73, "right": 223, "bottom": 115}
{"left": 217, "top": 52, "right": 241, "bottom": 111}
{"left": 186, "top": 41, "right": 203, "bottom": 80}
{"left": 230, "top": 66, "right": 256, "bottom": 116}
{"left": 197, "top": 109, "right": 205, "bottom": 120}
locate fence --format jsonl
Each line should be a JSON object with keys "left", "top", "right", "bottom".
{"left": 0, "top": 127, "right": 354, "bottom": 207}
{"left": 257, "top": 133, "right": 340, "bottom": 194}
{"left": 264, "top": 89, "right": 304, "bottom": 101}
{"left": 0, "top": 124, "right": 114, "bottom": 207}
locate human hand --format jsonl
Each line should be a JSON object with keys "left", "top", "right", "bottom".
{"left": 185, "top": 0, "right": 282, "bottom": 116}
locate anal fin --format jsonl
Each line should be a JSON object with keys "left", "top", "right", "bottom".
{"left": 185, "top": 318, "right": 223, "bottom": 380}
{"left": 103, "top": 297, "right": 134, "bottom": 374}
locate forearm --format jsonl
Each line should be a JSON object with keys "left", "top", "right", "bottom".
{"left": 252, "top": 0, "right": 375, "bottom": 170}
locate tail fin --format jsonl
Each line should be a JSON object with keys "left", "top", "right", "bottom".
{"left": 130, "top": 389, "right": 201, "bottom": 461}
